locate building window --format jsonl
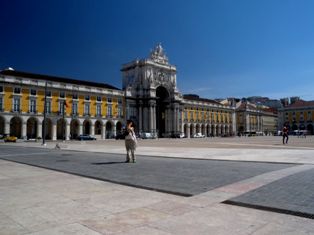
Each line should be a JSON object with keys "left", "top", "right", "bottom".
{"left": 60, "top": 91, "right": 65, "bottom": 98}
{"left": 85, "top": 95, "right": 90, "bottom": 101}
{"left": 29, "top": 99, "right": 36, "bottom": 113}
{"left": 84, "top": 103, "right": 90, "bottom": 115}
{"left": 30, "top": 89, "right": 37, "bottom": 96}
{"left": 96, "top": 96, "right": 102, "bottom": 102}
{"left": 59, "top": 101, "right": 65, "bottom": 114}
{"left": 72, "top": 102, "right": 78, "bottom": 115}
{"left": 46, "top": 90, "right": 52, "bottom": 97}
{"left": 107, "top": 97, "right": 112, "bottom": 103}
{"left": 0, "top": 86, "right": 3, "bottom": 93}
{"left": 107, "top": 105, "right": 112, "bottom": 117}
{"left": 96, "top": 104, "right": 102, "bottom": 116}
{"left": 72, "top": 93, "right": 78, "bottom": 100}
{"left": 14, "top": 87, "right": 21, "bottom": 94}
{"left": 46, "top": 100, "right": 51, "bottom": 114}
{"left": 118, "top": 98, "right": 122, "bottom": 104}
{"left": 13, "top": 97, "right": 20, "bottom": 112}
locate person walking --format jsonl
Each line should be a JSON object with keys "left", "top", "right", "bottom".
{"left": 282, "top": 125, "right": 289, "bottom": 144}
{"left": 124, "top": 120, "right": 137, "bottom": 163}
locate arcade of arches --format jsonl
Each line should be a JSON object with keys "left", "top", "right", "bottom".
{"left": 0, "top": 115, "right": 123, "bottom": 140}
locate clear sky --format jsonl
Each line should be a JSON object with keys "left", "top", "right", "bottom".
{"left": 1, "top": 0, "right": 314, "bottom": 100}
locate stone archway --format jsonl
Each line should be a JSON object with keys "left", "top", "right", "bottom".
{"left": 83, "top": 120, "right": 91, "bottom": 135}
{"left": 95, "top": 120, "right": 102, "bottom": 135}
{"left": 201, "top": 124, "right": 206, "bottom": 135}
{"left": 116, "top": 121, "right": 122, "bottom": 136}
{"left": 70, "top": 119, "right": 80, "bottom": 139}
{"left": 190, "top": 124, "right": 194, "bottom": 137}
{"left": 196, "top": 124, "right": 200, "bottom": 134}
{"left": 43, "top": 118, "right": 52, "bottom": 140}
{"left": 10, "top": 117, "right": 22, "bottom": 138}
{"left": 106, "top": 121, "right": 113, "bottom": 139}
{"left": 184, "top": 124, "right": 188, "bottom": 138}
{"left": 27, "top": 117, "right": 38, "bottom": 139}
{"left": 57, "top": 118, "right": 66, "bottom": 140}
{"left": 0, "top": 116, "right": 5, "bottom": 135}
{"left": 206, "top": 125, "right": 210, "bottom": 137}
{"left": 307, "top": 124, "right": 313, "bottom": 135}
{"left": 156, "top": 86, "right": 170, "bottom": 137}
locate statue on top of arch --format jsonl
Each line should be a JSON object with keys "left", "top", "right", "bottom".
{"left": 150, "top": 43, "right": 169, "bottom": 65}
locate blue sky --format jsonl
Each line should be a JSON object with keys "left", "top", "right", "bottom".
{"left": 1, "top": 0, "right": 314, "bottom": 100}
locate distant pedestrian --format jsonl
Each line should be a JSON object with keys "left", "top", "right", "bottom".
{"left": 282, "top": 125, "right": 289, "bottom": 144}
{"left": 124, "top": 120, "right": 137, "bottom": 163}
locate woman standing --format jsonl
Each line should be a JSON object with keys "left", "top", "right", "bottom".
{"left": 125, "top": 120, "right": 137, "bottom": 163}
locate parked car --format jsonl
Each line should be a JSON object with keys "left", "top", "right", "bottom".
{"left": 171, "top": 132, "right": 185, "bottom": 138}
{"left": 140, "top": 132, "right": 155, "bottom": 139}
{"left": 76, "top": 134, "right": 96, "bottom": 140}
{"left": 193, "top": 133, "right": 205, "bottom": 138}
{"left": 2, "top": 135, "right": 18, "bottom": 142}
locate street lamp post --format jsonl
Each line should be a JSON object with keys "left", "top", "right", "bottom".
{"left": 63, "top": 100, "right": 66, "bottom": 142}
{"left": 42, "top": 81, "right": 47, "bottom": 146}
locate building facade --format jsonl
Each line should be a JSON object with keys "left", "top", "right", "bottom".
{"left": 0, "top": 44, "right": 239, "bottom": 140}
{"left": 278, "top": 100, "right": 314, "bottom": 135}
{"left": 122, "top": 44, "right": 235, "bottom": 138}
{"left": 235, "top": 100, "right": 277, "bottom": 135}
{"left": 0, "top": 69, "right": 125, "bottom": 140}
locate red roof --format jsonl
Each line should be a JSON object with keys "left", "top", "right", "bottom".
{"left": 285, "top": 100, "right": 314, "bottom": 109}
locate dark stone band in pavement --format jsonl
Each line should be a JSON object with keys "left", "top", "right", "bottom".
{"left": 223, "top": 168, "right": 314, "bottom": 219}
{"left": 0, "top": 146, "right": 296, "bottom": 197}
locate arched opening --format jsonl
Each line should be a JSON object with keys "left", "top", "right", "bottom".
{"left": 27, "top": 117, "right": 38, "bottom": 139}
{"left": 211, "top": 124, "right": 215, "bottom": 136}
{"left": 190, "top": 124, "right": 194, "bottom": 137}
{"left": 156, "top": 86, "right": 169, "bottom": 137}
{"left": 292, "top": 124, "right": 298, "bottom": 131}
{"left": 184, "top": 124, "right": 188, "bottom": 137}
{"left": 201, "top": 124, "right": 205, "bottom": 135}
{"left": 116, "top": 121, "right": 122, "bottom": 136}
{"left": 57, "top": 118, "right": 66, "bottom": 140}
{"left": 43, "top": 118, "right": 52, "bottom": 140}
{"left": 70, "top": 119, "right": 80, "bottom": 139}
{"left": 10, "top": 117, "right": 22, "bottom": 138}
{"left": 196, "top": 124, "right": 200, "bottom": 134}
{"left": 307, "top": 124, "right": 313, "bottom": 135}
{"left": 95, "top": 120, "right": 102, "bottom": 135}
{"left": 83, "top": 120, "right": 91, "bottom": 135}
{"left": 225, "top": 126, "right": 229, "bottom": 136}
{"left": 206, "top": 125, "right": 210, "bottom": 137}
{"left": 238, "top": 126, "right": 244, "bottom": 135}
{"left": 106, "top": 121, "right": 113, "bottom": 139}
{"left": 0, "top": 116, "right": 5, "bottom": 135}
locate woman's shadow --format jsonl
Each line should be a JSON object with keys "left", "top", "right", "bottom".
{"left": 91, "top": 161, "right": 126, "bottom": 165}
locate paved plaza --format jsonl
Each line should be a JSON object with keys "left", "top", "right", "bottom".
{"left": 1, "top": 136, "right": 314, "bottom": 234}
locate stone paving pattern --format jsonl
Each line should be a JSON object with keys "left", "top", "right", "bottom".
{"left": 1, "top": 136, "right": 314, "bottom": 234}
{"left": 225, "top": 168, "right": 314, "bottom": 217}
{"left": 0, "top": 146, "right": 296, "bottom": 196}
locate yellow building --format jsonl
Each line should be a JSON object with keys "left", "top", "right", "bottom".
{"left": 182, "top": 95, "right": 235, "bottom": 137}
{"left": 0, "top": 45, "right": 237, "bottom": 140}
{"left": 278, "top": 100, "right": 314, "bottom": 135}
{"left": 0, "top": 69, "right": 125, "bottom": 140}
